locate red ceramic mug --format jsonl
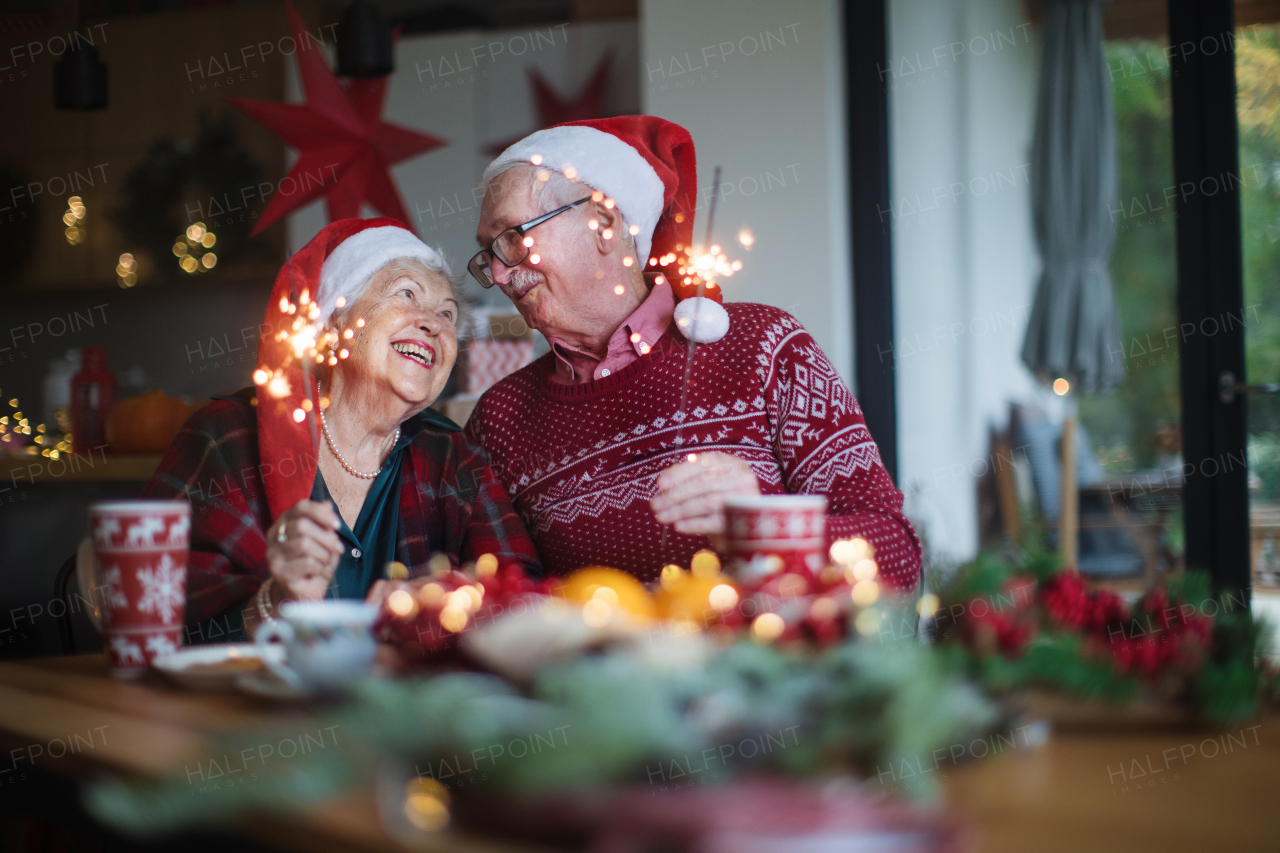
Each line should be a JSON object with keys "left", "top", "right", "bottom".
{"left": 86, "top": 500, "right": 191, "bottom": 677}
{"left": 723, "top": 494, "right": 828, "bottom": 582}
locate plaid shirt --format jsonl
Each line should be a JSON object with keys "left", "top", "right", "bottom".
{"left": 143, "top": 391, "right": 541, "bottom": 630}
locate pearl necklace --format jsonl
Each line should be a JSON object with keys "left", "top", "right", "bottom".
{"left": 318, "top": 406, "right": 399, "bottom": 480}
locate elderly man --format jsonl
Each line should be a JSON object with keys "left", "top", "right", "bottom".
{"left": 464, "top": 116, "right": 921, "bottom": 590}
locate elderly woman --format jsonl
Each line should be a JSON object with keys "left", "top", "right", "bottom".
{"left": 144, "top": 218, "right": 539, "bottom": 641}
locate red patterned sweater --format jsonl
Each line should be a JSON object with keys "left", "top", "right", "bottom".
{"left": 465, "top": 303, "right": 921, "bottom": 590}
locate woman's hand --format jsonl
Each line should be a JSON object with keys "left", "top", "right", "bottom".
{"left": 650, "top": 451, "right": 761, "bottom": 538}
{"left": 266, "top": 500, "right": 344, "bottom": 601}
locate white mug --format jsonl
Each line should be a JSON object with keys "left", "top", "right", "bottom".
{"left": 256, "top": 600, "right": 378, "bottom": 694}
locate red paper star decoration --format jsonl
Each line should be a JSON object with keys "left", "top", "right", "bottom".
{"left": 228, "top": 1, "right": 446, "bottom": 236}
{"left": 484, "top": 52, "right": 614, "bottom": 156}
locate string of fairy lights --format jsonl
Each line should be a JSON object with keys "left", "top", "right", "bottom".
{"left": 57, "top": 189, "right": 219, "bottom": 288}
{"left": 386, "top": 534, "right": 899, "bottom": 832}
{"left": 0, "top": 392, "right": 73, "bottom": 459}
{"left": 173, "top": 222, "right": 217, "bottom": 274}
{"left": 1, "top": 202, "right": 220, "bottom": 461}
{"left": 117, "top": 222, "right": 218, "bottom": 288}
{"left": 63, "top": 196, "right": 86, "bottom": 245}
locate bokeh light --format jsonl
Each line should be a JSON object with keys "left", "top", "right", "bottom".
{"left": 751, "top": 612, "right": 785, "bottom": 642}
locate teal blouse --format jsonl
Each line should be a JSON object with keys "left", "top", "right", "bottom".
{"left": 312, "top": 407, "right": 461, "bottom": 598}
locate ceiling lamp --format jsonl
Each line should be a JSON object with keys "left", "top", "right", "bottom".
{"left": 337, "top": 0, "right": 393, "bottom": 78}
{"left": 54, "top": 43, "right": 108, "bottom": 110}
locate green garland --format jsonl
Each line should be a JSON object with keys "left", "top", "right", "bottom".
{"left": 929, "top": 544, "right": 1272, "bottom": 726}
{"left": 84, "top": 542, "right": 1275, "bottom": 838}
{"left": 110, "top": 114, "right": 267, "bottom": 280}
{"left": 86, "top": 631, "right": 997, "bottom": 836}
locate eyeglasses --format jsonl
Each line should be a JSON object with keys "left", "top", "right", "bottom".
{"left": 468, "top": 196, "right": 593, "bottom": 288}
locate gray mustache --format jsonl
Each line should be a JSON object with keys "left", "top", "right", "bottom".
{"left": 505, "top": 268, "right": 544, "bottom": 291}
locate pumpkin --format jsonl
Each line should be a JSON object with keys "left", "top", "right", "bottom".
{"left": 105, "top": 391, "right": 193, "bottom": 453}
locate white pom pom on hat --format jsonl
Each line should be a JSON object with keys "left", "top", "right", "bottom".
{"left": 674, "top": 296, "right": 729, "bottom": 344}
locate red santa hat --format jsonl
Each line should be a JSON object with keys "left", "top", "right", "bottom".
{"left": 481, "top": 115, "right": 721, "bottom": 305}
{"left": 254, "top": 217, "right": 445, "bottom": 519}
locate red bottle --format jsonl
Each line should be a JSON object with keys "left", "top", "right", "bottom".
{"left": 70, "top": 345, "right": 116, "bottom": 453}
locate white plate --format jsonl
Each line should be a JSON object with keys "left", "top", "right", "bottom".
{"left": 234, "top": 667, "right": 311, "bottom": 702}
{"left": 152, "top": 643, "right": 285, "bottom": 692}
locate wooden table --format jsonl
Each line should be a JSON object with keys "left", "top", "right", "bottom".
{"left": 0, "top": 655, "right": 1275, "bottom": 853}
{"left": 0, "top": 656, "right": 524, "bottom": 853}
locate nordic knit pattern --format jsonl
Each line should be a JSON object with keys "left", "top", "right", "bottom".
{"left": 466, "top": 303, "right": 922, "bottom": 590}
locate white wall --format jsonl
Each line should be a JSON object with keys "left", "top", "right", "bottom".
{"left": 888, "top": 0, "right": 1042, "bottom": 560}
{"left": 640, "top": 0, "right": 852, "bottom": 382}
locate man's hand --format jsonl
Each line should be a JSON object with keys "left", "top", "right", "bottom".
{"left": 651, "top": 451, "right": 761, "bottom": 537}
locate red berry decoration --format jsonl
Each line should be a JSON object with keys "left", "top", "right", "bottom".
{"left": 373, "top": 560, "right": 550, "bottom": 668}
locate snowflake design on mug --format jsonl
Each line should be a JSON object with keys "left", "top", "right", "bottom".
{"left": 136, "top": 554, "right": 186, "bottom": 622}
{"left": 98, "top": 566, "right": 129, "bottom": 612}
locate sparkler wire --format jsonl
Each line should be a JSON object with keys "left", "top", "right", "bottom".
{"left": 662, "top": 165, "right": 722, "bottom": 551}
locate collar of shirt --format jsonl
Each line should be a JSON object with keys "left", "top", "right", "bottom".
{"left": 548, "top": 282, "right": 675, "bottom": 384}
{"left": 310, "top": 403, "right": 461, "bottom": 600}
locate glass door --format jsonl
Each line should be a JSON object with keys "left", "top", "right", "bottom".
{"left": 1237, "top": 20, "right": 1280, "bottom": 606}
{"left": 878, "top": 0, "right": 1267, "bottom": 599}
{"left": 1076, "top": 31, "right": 1184, "bottom": 586}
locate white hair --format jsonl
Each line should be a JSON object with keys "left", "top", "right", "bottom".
{"left": 487, "top": 162, "right": 639, "bottom": 256}
{"left": 330, "top": 256, "right": 470, "bottom": 338}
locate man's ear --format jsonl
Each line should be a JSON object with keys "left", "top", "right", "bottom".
{"left": 588, "top": 199, "right": 629, "bottom": 258}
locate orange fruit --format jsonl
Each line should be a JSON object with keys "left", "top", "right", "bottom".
{"left": 657, "top": 575, "right": 738, "bottom": 626}
{"left": 558, "top": 566, "right": 656, "bottom": 621}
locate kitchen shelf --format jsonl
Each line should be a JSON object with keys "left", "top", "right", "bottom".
{"left": 0, "top": 452, "right": 162, "bottom": 483}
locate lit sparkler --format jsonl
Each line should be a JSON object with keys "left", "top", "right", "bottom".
{"left": 658, "top": 166, "right": 750, "bottom": 549}
{"left": 254, "top": 273, "right": 359, "bottom": 440}
{"left": 672, "top": 165, "right": 726, "bottom": 438}
{"left": 555, "top": 161, "right": 749, "bottom": 551}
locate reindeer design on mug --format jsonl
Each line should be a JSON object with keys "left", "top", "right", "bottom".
{"left": 110, "top": 636, "right": 145, "bottom": 666}
{"left": 145, "top": 634, "right": 178, "bottom": 657}
{"left": 166, "top": 515, "right": 190, "bottom": 546}
{"left": 124, "top": 517, "right": 167, "bottom": 548}
{"left": 93, "top": 517, "right": 122, "bottom": 548}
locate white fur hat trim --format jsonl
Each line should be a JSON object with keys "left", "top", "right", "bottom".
{"left": 481, "top": 125, "right": 665, "bottom": 265}
{"left": 316, "top": 226, "right": 446, "bottom": 324}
